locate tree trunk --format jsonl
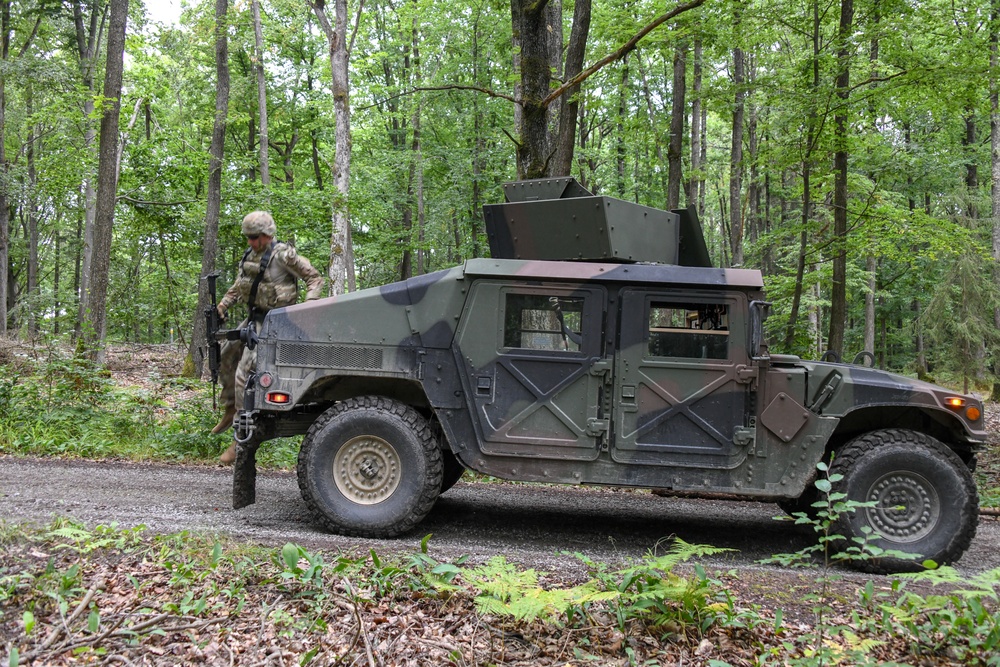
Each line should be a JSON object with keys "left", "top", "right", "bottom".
{"left": 313, "top": 0, "right": 355, "bottom": 295}
{"left": 512, "top": 0, "right": 703, "bottom": 179}
{"left": 991, "top": 0, "right": 1000, "bottom": 399}
{"left": 512, "top": 0, "right": 553, "bottom": 179}
{"left": 73, "top": 0, "right": 104, "bottom": 341}
{"left": 783, "top": 0, "right": 821, "bottom": 350}
{"left": 688, "top": 38, "right": 702, "bottom": 209}
{"left": 827, "top": 0, "right": 853, "bottom": 359}
{"left": 864, "top": 255, "right": 876, "bottom": 361}
{"left": 471, "top": 19, "right": 484, "bottom": 259}
{"left": 965, "top": 112, "right": 979, "bottom": 220}
{"left": 252, "top": 0, "right": 270, "bottom": 187}
{"left": 550, "top": 0, "right": 591, "bottom": 177}
{"left": 80, "top": 0, "right": 128, "bottom": 364}
{"left": 728, "top": 2, "right": 745, "bottom": 267}
{"left": 411, "top": 12, "right": 425, "bottom": 275}
{"left": 616, "top": 57, "right": 628, "bottom": 197}
{"left": 746, "top": 59, "right": 759, "bottom": 247}
{"left": 26, "top": 81, "right": 38, "bottom": 337}
{"left": 638, "top": 57, "right": 668, "bottom": 198}
{"left": 0, "top": 0, "right": 9, "bottom": 334}
{"left": 667, "top": 41, "right": 687, "bottom": 210}
{"left": 186, "top": 0, "right": 229, "bottom": 377}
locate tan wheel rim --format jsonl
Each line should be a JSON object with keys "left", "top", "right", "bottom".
{"left": 865, "top": 471, "right": 939, "bottom": 543}
{"left": 333, "top": 435, "right": 401, "bottom": 505}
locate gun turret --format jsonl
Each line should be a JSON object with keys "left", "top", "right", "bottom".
{"left": 482, "top": 177, "right": 711, "bottom": 267}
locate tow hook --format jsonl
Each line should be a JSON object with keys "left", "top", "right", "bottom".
{"left": 234, "top": 410, "right": 258, "bottom": 443}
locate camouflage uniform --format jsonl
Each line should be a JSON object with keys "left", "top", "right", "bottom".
{"left": 216, "top": 212, "right": 324, "bottom": 436}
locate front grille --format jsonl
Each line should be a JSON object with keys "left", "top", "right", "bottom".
{"left": 276, "top": 343, "right": 384, "bottom": 370}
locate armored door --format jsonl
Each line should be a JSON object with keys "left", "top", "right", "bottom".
{"left": 612, "top": 289, "right": 752, "bottom": 470}
{"left": 456, "top": 282, "right": 608, "bottom": 461}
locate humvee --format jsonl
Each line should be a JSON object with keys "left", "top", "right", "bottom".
{"left": 231, "top": 177, "right": 985, "bottom": 573}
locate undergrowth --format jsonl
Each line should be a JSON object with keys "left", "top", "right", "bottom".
{"left": 2, "top": 520, "right": 999, "bottom": 666}
{"left": 0, "top": 345, "right": 299, "bottom": 468}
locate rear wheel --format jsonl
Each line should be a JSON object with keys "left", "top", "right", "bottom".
{"left": 829, "top": 429, "right": 978, "bottom": 574}
{"left": 297, "top": 396, "right": 443, "bottom": 537}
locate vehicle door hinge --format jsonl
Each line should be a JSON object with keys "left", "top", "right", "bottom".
{"left": 586, "top": 418, "right": 610, "bottom": 436}
{"left": 589, "top": 359, "right": 612, "bottom": 379}
{"left": 736, "top": 365, "right": 758, "bottom": 385}
{"left": 733, "top": 426, "right": 756, "bottom": 447}
{"left": 416, "top": 350, "right": 426, "bottom": 381}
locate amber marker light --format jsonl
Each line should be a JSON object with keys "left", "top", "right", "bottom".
{"left": 966, "top": 406, "right": 982, "bottom": 421}
{"left": 266, "top": 392, "right": 291, "bottom": 404}
{"left": 944, "top": 396, "right": 965, "bottom": 409}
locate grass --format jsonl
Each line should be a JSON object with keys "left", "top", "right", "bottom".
{"left": 0, "top": 346, "right": 300, "bottom": 468}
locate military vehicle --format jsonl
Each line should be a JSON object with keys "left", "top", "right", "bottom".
{"left": 229, "top": 177, "right": 985, "bottom": 573}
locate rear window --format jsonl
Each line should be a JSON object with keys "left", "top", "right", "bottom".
{"left": 648, "top": 302, "right": 729, "bottom": 359}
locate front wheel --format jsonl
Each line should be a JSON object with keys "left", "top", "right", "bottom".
{"left": 297, "top": 396, "right": 443, "bottom": 537}
{"left": 830, "top": 429, "right": 978, "bottom": 574}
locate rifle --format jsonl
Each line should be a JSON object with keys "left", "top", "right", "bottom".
{"left": 204, "top": 274, "right": 224, "bottom": 409}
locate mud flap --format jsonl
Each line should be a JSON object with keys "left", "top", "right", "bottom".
{"left": 233, "top": 437, "right": 262, "bottom": 509}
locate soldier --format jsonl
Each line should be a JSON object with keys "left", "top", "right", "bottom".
{"left": 212, "top": 211, "right": 325, "bottom": 463}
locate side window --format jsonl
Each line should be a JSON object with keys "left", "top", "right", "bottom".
{"left": 648, "top": 301, "right": 729, "bottom": 359}
{"left": 503, "top": 294, "right": 584, "bottom": 352}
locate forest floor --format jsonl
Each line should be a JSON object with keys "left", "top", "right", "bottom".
{"left": 1, "top": 342, "right": 998, "bottom": 665}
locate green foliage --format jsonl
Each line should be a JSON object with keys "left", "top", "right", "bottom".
{"left": 413, "top": 538, "right": 732, "bottom": 631}
{"left": 0, "top": 346, "right": 297, "bottom": 466}
{"left": 759, "top": 462, "right": 932, "bottom": 665}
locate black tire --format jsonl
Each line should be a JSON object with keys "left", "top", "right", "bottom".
{"left": 829, "top": 429, "right": 978, "bottom": 574}
{"left": 440, "top": 449, "right": 466, "bottom": 493}
{"left": 297, "top": 396, "right": 443, "bottom": 538}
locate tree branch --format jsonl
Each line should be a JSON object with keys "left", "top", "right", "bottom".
{"left": 118, "top": 195, "right": 198, "bottom": 206}
{"left": 358, "top": 84, "right": 516, "bottom": 111}
{"left": 17, "top": 14, "right": 42, "bottom": 58}
{"left": 348, "top": 0, "right": 365, "bottom": 56}
{"left": 310, "top": 1, "right": 335, "bottom": 44}
{"left": 541, "top": 0, "right": 706, "bottom": 108}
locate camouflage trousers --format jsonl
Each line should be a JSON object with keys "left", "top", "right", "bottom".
{"left": 217, "top": 319, "right": 261, "bottom": 412}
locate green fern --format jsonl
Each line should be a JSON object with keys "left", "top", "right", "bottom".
{"left": 457, "top": 540, "right": 732, "bottom": 628}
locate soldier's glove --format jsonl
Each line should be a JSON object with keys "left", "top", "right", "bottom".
{"left": 217, "top": 303, "right": 227, "bottom": 322}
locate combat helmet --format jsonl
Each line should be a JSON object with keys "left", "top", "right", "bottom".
{"left": 242, "top": 211, "right": 276, "bottom": 237}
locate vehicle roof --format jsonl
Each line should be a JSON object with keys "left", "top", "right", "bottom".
{"left": 463, "top": 257, "right": 764, "bottom": 290}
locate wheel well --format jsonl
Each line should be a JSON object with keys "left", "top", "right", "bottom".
{"left": 827, "top": 406, "right": 975, "bottom": 462}
{"left": 302, "top": 375, "right": 430, "bottom": 409}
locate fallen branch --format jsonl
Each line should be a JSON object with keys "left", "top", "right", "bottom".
{"left": 23, "top": 574, "right": 106, "bottom": 660}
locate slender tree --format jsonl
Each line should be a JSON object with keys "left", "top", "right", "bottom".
{"left": 186, "top": 0, "right": 230, "bottom": 377}
{"left": 667, "top": 40, "right": 687, "bottom": 209}
{"left": 991, "top": 0, "right": 1000, "bottom": 398}
{"left": 252, "top": 0, "right": 270, "bottom": 187}
{"left": 0, "top": 0, "right": 11, "bottom": 334}
{"left": 312, "top": 0, "right": 356, "bottom": 294}
{"left": 72, "top": 0, "right": 107, "bottom": 340}
{"left": 827, "top": 0, "right": 854, "bottom": 358}
{"left": 80, "top": 0, "right": 128, "bottom": 363}
{"left": 729, "top": 1, "right": 745, "bottom": 266}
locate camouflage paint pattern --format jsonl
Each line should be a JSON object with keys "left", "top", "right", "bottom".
{"left": 250, "top": 253, "right": 984, "bottom": 501}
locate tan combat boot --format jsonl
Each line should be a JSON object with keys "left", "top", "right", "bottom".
{"left": 211, "top": 406, "right": 237, "bottom": 434}
{"left": 220, "top": 441, "right": 238, "bottom": 465}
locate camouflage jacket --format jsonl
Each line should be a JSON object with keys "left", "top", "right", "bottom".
{"left": 219, "top": 241, "right": 324, "bottom": 315}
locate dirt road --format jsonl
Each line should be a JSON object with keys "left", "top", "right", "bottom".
{"left": 2, "top": 456, "right": 998, "bottom": 576}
